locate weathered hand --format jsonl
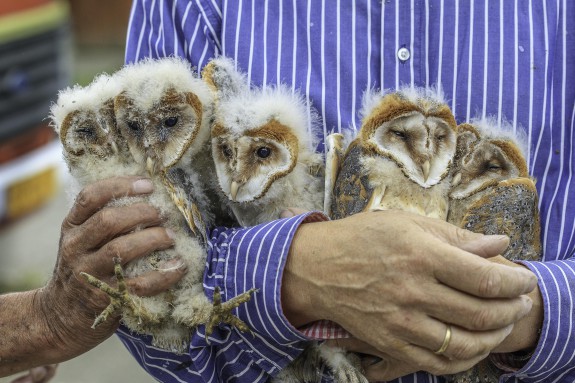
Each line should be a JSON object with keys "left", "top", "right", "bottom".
{"left": 1, "top": 177, "right": 192, "bottom": 377}
{"left": 282, "top": 210, "right": 537, "bottom": 378}
{"left": 34, "top": 177, "right": 186, "bottom": 364}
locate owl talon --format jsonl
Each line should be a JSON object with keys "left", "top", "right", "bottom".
{"left": 204, "top": 286, "right": 258, "bottom": 343}
{"left": 80, "top": 258, "right": 158, "bottom": 328}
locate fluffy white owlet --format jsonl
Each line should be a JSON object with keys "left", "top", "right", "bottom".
{"left": 205, "top": 57, "right": 325, "bottom": 228}
{"left": 204, "top": 57, "right": 366, "bottom": 383}
{"left": 327, "top": 87, "right": 458, "bottom": 221}
{"left": 51, "top": 73, "right": 138, "bottom": 186}
{"left": 60, "top": 57, "right": 256, "bottom": 352}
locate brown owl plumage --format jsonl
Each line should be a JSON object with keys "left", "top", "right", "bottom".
{"left": 328, "top": 87, "right": 457, "bottom": 220}
{"left": 448, "top": 120, "right": 541, "bottom": 261}
{"left": 446, "top": 119, "right": 542, "bottom": 383}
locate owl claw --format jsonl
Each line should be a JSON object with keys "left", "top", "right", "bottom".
{"left": 80, "top": 257, "right": 158, "bottom": 328}
{"left": 204, "top": 286, "right": 258, "bottom": 343}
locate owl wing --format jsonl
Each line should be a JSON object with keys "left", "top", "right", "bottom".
{"left": 461, "top": 177, "right": 542, "bottom": 261}
{"left": 330, "top": 142, "right": 376, "bottom": 220}
{"left": 163, "top": 168, "right": 208, "bottom": 244}
{"left": 324, "top": 133, "right": 345, "bottom": 215}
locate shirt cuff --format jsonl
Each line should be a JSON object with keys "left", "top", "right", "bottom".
{"left": 202, "top": 211, "right": 328, "bottom": 369}
{"left": 499, "top": 259, "right": 575, "bottom": 382}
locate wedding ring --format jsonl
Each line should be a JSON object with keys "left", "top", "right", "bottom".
{"left": 435, "top": 325, "right": 452, "bottom": 355}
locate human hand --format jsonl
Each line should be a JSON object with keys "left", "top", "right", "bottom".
{"left": 282, "top": 210, "right": 537, "bottom": 378}
{"left": 487, "top": 255, "right": 543, "bottom": 353}
{"left": 36, "top": 176, "right": 187, "bottom": 360}
{"left": 9, "top": 365, "right": 58, "bottom": 383}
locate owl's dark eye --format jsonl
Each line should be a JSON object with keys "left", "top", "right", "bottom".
{"left": 436, "top": 134, "right": 446, "bottom": 141}
{"left": 222, "top": 145, "right": 233, "bottom": 159}
{"left": 486, "top": 162, "right": 502, "bottom": 171}
{"left": 256, "top": 146, "right": 272, "bottom": 158}
{"left": 164, "top": 116, "right": 178, "bottom": 127}
{"left": 392, "top": 130, "right": 406, "bottom": 139}
{"left": 127, "top": 121, "right": 140, "bottom": 131}
{"left": 75, "top": 127, "right": 95, "bottom": 136}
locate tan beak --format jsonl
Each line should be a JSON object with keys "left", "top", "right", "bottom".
{"left": 422, "top": 160, "right": 431, "bottom": 182}
{"left": 111, "top": 141, "right": 119, "bottom": 155}
{"left": 146, "top": 157, "right": 154, "bottom": 174}
{"left": 230, "top": 181, "right": 241, "bottom": 201}
{"left": 451, "top": 172, "right": 462, "bottom": 187}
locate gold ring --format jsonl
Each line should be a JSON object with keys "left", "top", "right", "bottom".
{"left": 435, "top": 325, "right": 452, "bottom": 355}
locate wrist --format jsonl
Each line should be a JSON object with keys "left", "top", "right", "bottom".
{"left": 281, "top": 220, "right": 328, "bottom": 327}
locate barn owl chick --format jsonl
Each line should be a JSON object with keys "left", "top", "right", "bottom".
{"left": 448, "top": 119, "right": 541, "bottom": 261}
{"left": 76, "top": 57, "right": 255, "bottom": 352}
{"left": 445, "top": 120, "right": 541, "bottom": 383}
{"left": 328, "top": 87, "right": 457, "bottom": 220}
{"left": 204, "top": 57, "right": 365, "bottom": 383}
{"left": 51, "top": 73, "right": 138, "bottom": 186}
{"left": 206, "top": 57, "right": 324, "bottom": 227}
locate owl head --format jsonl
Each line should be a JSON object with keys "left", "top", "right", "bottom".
{"left": 358, "top": 86, "right": 457, "bottom": 187}
{"left": 113, "top": 57, "right": 214, "bottom": 174}
{"left": 51, "top": 73, "right": 122, "bottom": 163}
{"left": 450, "top": 119, "right": 529, "bottom": 199}
{"left": 204, "top": 59, "right": 318, "bottom": 203}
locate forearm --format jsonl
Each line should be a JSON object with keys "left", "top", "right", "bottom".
{"left": 0, "top": 290, "right": 59, "bottom": 377}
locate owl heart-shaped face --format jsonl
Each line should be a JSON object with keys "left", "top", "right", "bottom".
{"left": 115, "top": 89, "right": 203, "bottom": 169}
{"left": 61, "top": 109, "right": 110, "bottom": 157}
{"left": 367, "top": 111, "right": 457, "bottom": 187}
{"left": 212, "top": 120, "right": 299, "bottom": 203}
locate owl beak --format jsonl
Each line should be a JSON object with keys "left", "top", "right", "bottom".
{"left": 451, "top": 172, "right": 462, "bottom": 187}
{"left": 110, "top": 141, "right": 119, "bottom": 155}
{"left": 422, "top": 160, "right": 431, "bottom": 182}
{"left": 146, "top": 157, "right": 155, "bottom": 174}
{"left": 230, "top": 181, "right": 242, "bottom": 201}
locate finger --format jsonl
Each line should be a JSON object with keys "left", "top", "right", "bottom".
{"left": 422, "top": 284, "right": 533, "bottom": 331}
{"left": 40, "top": 365, "right": 58, "bottom": 382}
{"left": 125, "top": 259, "right": 187, "bottom": 297}
{"left": 86, "top": 227, "right": 175, "bottom": 275}
{"left": 425, "top": 220, "right": 510, "bottom": 258}
{"left": 399, "top": 317, "right": 515, "bottom": 360}
{"left": 64, "top": 177, "right": 153, "bottom": 227}
{"left": 74, "top": 203, "right": 163, "bottom": 251}
{"left": 433, "top": 245, "right": 537, "bottom": 298}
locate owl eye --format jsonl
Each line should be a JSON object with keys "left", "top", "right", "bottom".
{"left": 392, "top": 130, "right": 406, "bottom": 139}
{"left": 486, "top": 162, "right": 502, "bottom": 171}
{"left": 256, "top": 146, "right": 272, "bottom": 158}
{"left": 436, "top": 134, "right": 446, "bottom": 141}
{"left": 221, "top": 145, "right": 233, "bottom": 159}
{"left": 164, "top": 117, "right": 178, "bottom": 127}
{"left": 127, "top": 121, "right": 140, "bottom": 131}
{"left": 75, "top": 127, "right": 95, "bottom": 136}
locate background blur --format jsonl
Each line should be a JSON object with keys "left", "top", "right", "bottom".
{"left": 0, "top": 0, "right": 156, "bottom": 381}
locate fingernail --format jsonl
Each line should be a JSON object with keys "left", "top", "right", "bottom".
{"left": 158, "top": 257, "right": 186, "bottom": 271}
{"left": 280, "top": 209, "right": 296, "bottom": 219}
{"left": 132, "top": 179, "right": 154, "bottom": 194}
{"left": 30, "top": 366, "right": 48, "bottom": 380}
{"left": 165, "top": 228, "right": 176, "bottom": 241}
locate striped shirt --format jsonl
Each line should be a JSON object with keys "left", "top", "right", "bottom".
{"left": 119, "top": 1, "right": 575, "bottom": 382}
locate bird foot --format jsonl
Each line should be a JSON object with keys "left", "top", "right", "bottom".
{"left": 204, "top": 286, "right": 258, "bottom": 342}
{"left": 80, "top": 257, "right": 158, "bottom": 328}
{"left": 330, "top": 353, "right": 368, "bottom": 383}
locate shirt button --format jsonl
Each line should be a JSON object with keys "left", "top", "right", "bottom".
{"left": 397, "top": 47, "right": 411, "bottom": 62}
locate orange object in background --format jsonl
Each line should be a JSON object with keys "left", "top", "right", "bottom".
{"left": 0, "top": 0, "right": 70, "bottom": 224}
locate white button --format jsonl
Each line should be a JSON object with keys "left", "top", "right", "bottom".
{"left": 397, "top": 47, "right": 411, "bottom": 61}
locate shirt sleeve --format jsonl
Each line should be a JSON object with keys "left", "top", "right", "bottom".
{"left": 497, "top": 258, "right": 575, "bottom": 382}
{"left": 116, "top": 212, "right": 328, "bottom": 383}
{"left": 124, "top": 0, "right": 221, "bottom": 69}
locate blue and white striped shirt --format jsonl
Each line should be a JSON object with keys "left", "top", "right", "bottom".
{"left": 118, "top": 1, "right": 575, "bottom": 382}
